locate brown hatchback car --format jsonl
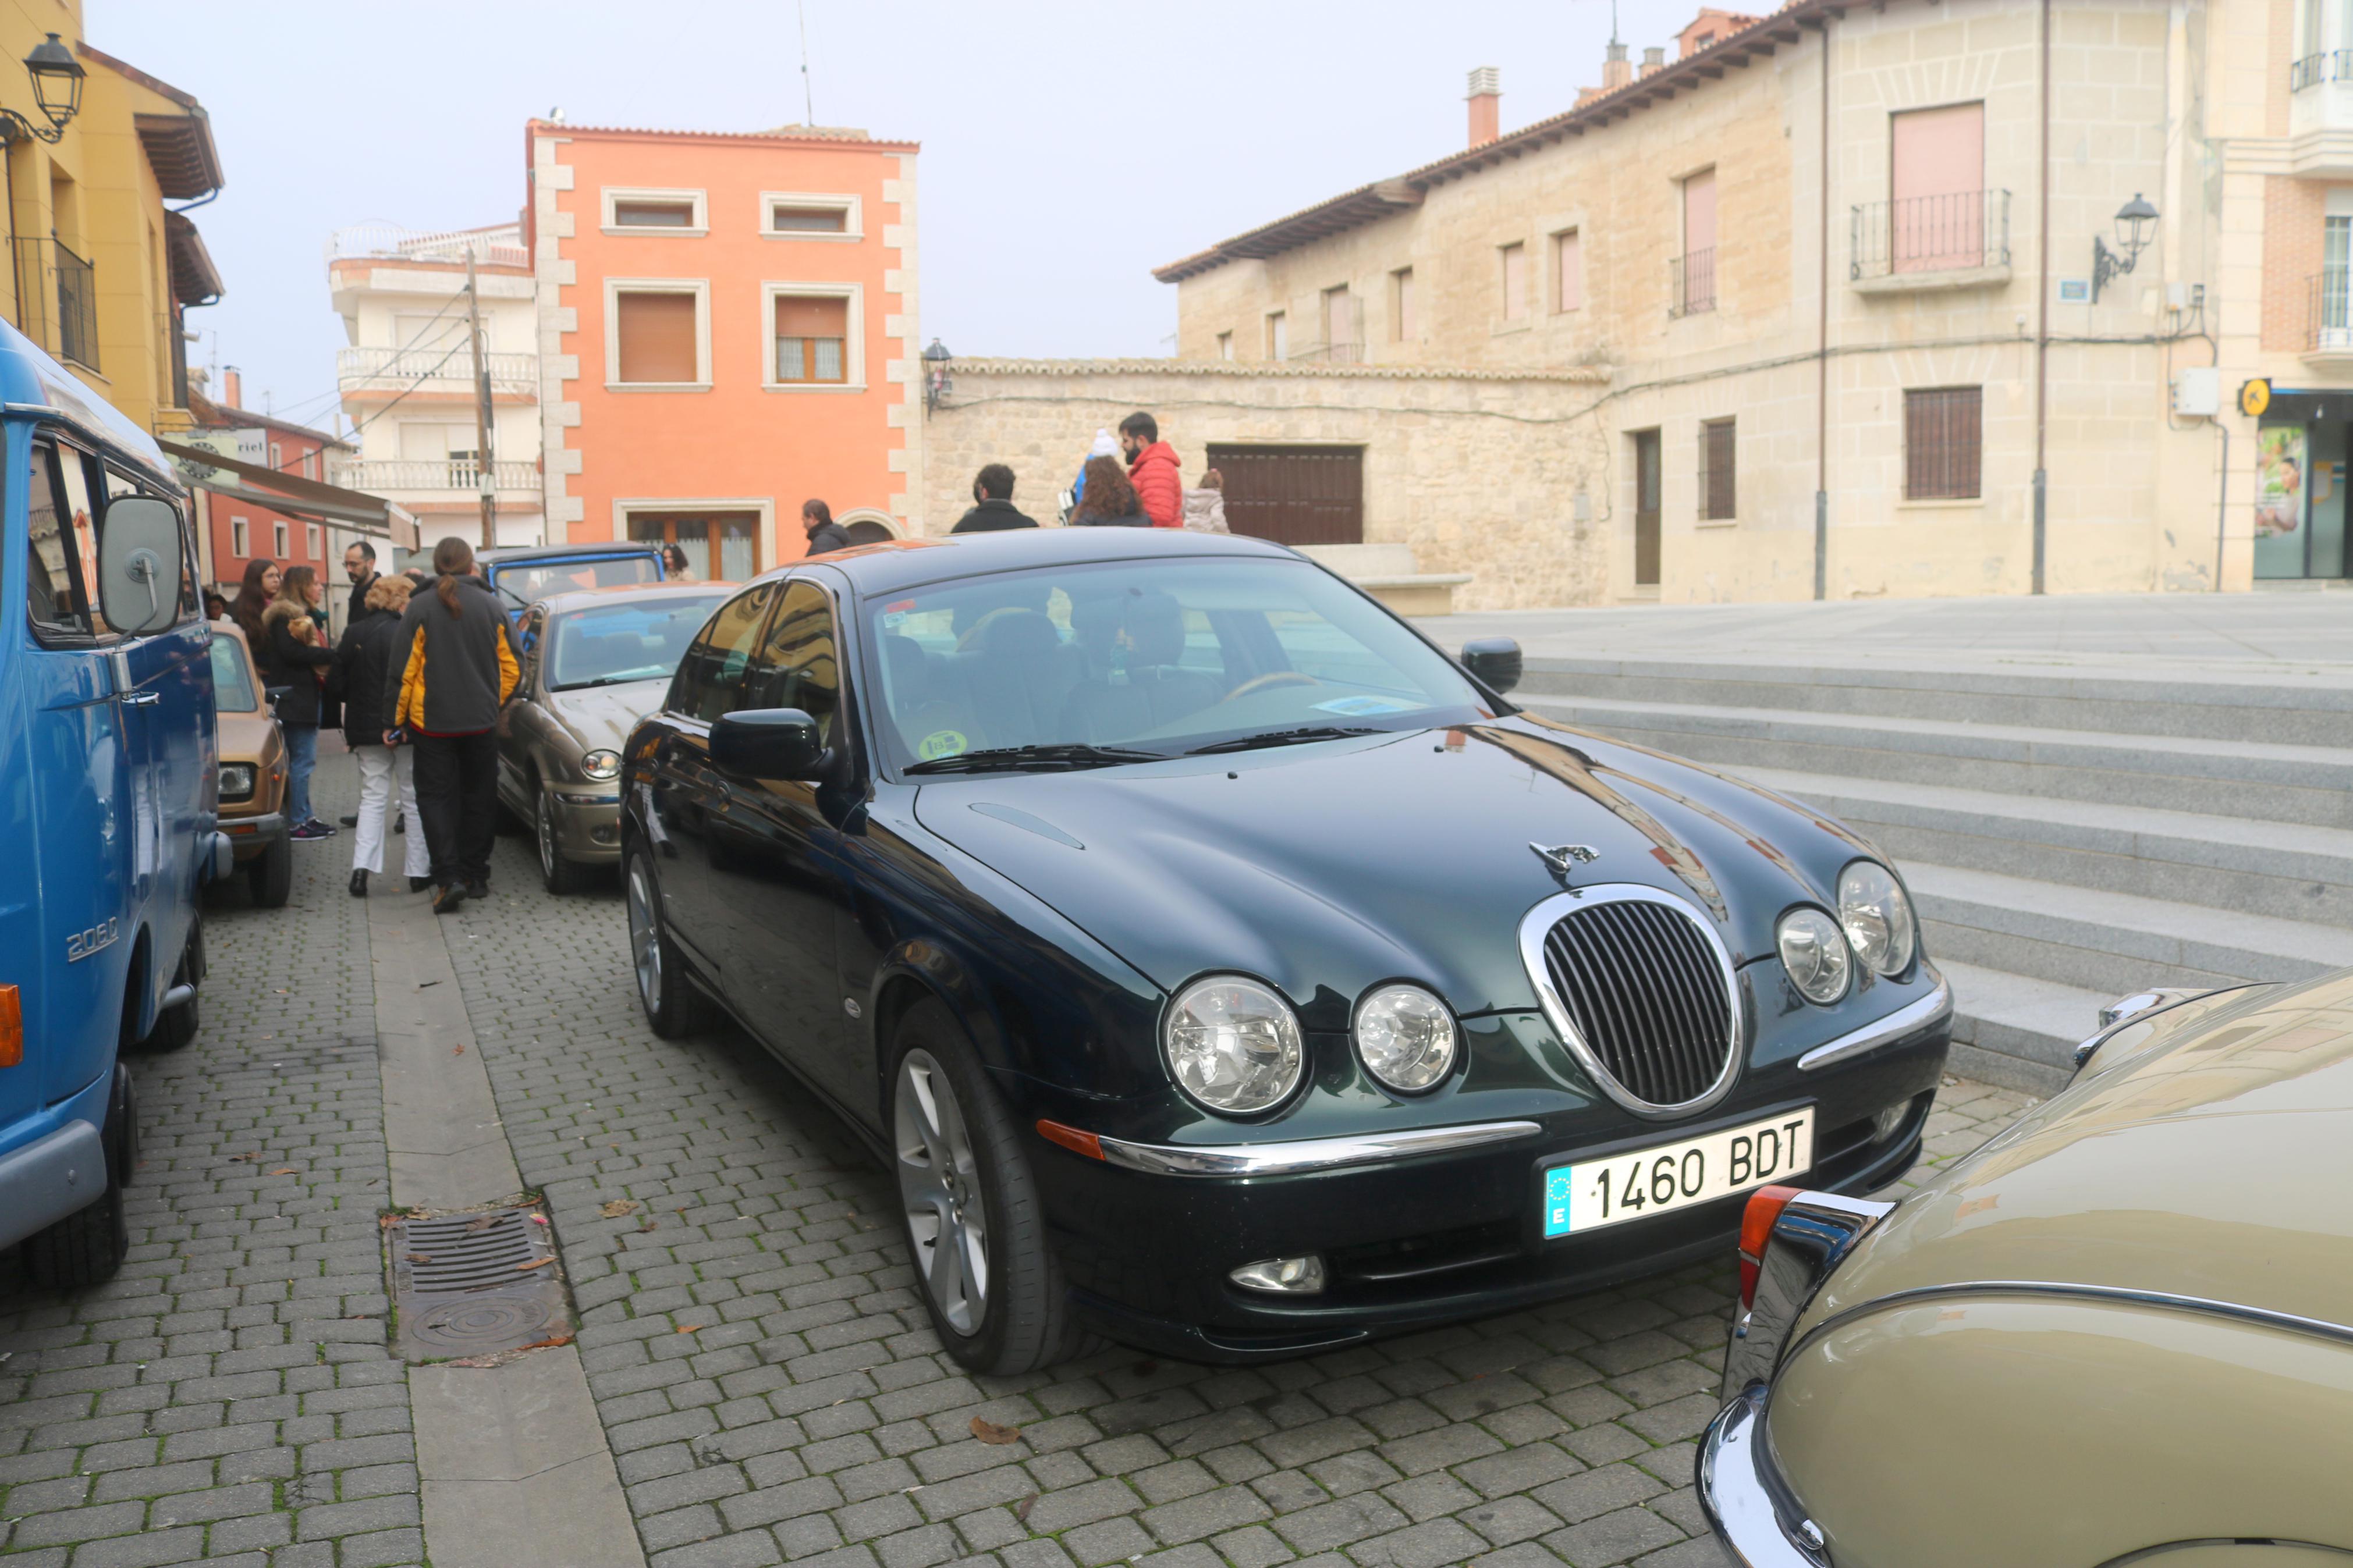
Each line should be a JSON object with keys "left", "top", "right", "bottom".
{"left": 208, "top": 621, "right": 291, "bottom": 906}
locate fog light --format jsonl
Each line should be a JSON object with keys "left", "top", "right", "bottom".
{"left": 1871, "top": 1098, "right": 1912, "bottom": 1143}
{"left": 1229, "top": 1255, "right": 1325, "bottom": 1295}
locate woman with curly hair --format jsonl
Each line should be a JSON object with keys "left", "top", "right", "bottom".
{"left": 1066, "top": 456, "right": 1149, "bottom": 527}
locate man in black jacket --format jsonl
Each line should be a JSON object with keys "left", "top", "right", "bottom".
{"left": 343, "top": 540, "right": 381, "bottom": 625}
{"left": 801, "top": 499, "right": 853, "bottom": 556}
{"left": 950, "top": 464, "right": 1038, "bottom": 534}
{"left": 385, "top": 538, "right": 520, "bottom": 912}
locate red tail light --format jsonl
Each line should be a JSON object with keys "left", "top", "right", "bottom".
{"left": 1737, "top": 1184, "right": 1802, "bottom": 1309}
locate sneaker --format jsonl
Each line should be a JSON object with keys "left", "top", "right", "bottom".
{"left": 465, "top": 880, "right": 489, "bottom": 901}
{"left": 339, "top": 814, "right": 359, "bottom": 828}
{"left": 303, "top": 818, "right": 339, "bottom": 837}
{"left": 291, "top": 822, "right": 332, "bottom": 842}
{"left": 409, "top": 875, "right": 433, "bottom": 893}
{"left": 349, "top": 869, "right": 369, "bottom": 898}
{"left": 431, "top": 883, "right": 468, "bottom": 915}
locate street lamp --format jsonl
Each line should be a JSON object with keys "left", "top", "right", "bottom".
{"left": 2090, "top": 192, "right": 2159, "bottom": 304}
{"left": 0, "top": 34, "right": 83, "bottom": 144}
{"left": 922, "top": 338, "right": 953, "bottom": 411}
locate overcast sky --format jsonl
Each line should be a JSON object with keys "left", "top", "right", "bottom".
{"left": 96, "top": 0, "right": 1703, "bottom": 433}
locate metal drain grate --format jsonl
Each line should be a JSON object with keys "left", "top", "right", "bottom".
{"left": 389, "top": 1204, "right": 572, "bottom": 1362}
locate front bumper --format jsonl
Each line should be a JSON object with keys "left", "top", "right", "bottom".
{"left": 0, "top": 1118, "right": 107, "bottom": 1252}
{"left": 548, "top": 791, "right": 623, "bottom": 864}
{"left": 1698, "top": 1385, "right": 1825, "bottom": 1567}
{"left": 222, "top": 810, "right": 288, "bottom": 862}
{"left": 1045, "top": 1012, "right": 1946, "bottom": 1364}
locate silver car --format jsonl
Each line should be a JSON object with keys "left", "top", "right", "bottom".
{"left": 498, "top": 581, "right": 732, "bottom": 891}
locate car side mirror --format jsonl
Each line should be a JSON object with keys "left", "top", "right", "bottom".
{"left": 711, "top": 707, "right": 828, "bottom": 780}
{"left": 100, "top": 496, "right": 184, "bottom": 637}
{"left": 1460, "top": 637, "right": 1522, "bottom": 695}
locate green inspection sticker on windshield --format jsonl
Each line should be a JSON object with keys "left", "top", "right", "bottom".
{"left": 918, "top": 730, "right": 969, "bottom": 761}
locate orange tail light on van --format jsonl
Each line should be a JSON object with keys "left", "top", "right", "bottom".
{"left": 1737, "top": 1184, "right": 1802, "bottom": 1310}
{"left": 0, "top": 984, "right": 22, "bottom": 1068}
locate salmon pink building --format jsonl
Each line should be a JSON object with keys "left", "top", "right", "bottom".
{"left": 525, "top": 119, "right": 923, "bottom": 574}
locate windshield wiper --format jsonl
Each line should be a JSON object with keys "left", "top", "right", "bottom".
{"left": 552, "top": 671, "right": 665, "bottom": 691}
{"left": 1186, "top": 725, "right": 1386, "bottom": 756}
{"left": 905, "top": 742, "right": 1165, "bottom": 776}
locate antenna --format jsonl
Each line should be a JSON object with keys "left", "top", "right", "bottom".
{"left": 797, "top": 0, "right": 815, "bottom": 125}
{"left": 1611, "top": 0, "right": 1620, "bottom": 42}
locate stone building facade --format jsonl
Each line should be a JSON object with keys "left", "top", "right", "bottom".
{"left": 923, "top": 0, "right": 2283, "bottom": 607}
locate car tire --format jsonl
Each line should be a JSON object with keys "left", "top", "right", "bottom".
{"left": 144, "top": 937, "right": 200, "bottom": 1052}
{"left": 625, "top": 847, "right": 711, "bottom": 1039}
{"left": 537, "top": 791, "right": 592, "bottom": 895}
{"left": 21, "top": 1065, "right": 134, "bottom": 1290}
{"left": 247, "top": 835, "right": 293, "bottom": 909}
{"left": 890, "top": 1000, "right": 1086, "bottom": 1376}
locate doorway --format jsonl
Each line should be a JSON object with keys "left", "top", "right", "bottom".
{"left": 1204, "top": 445, "right": 1364, "bottom": 545}
{"left": 2254, "top": 417, "right": 2348, "bottom": 581}
{"left": 629, "top": 511, "right": 761, "bottom": 582}
{"left": 1631, "top": 430, "right": 1662, "bottom": 586}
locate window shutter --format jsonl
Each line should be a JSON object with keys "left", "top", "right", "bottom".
{"left": 617, "top": 292, "right": 700, "bottom": 383}
{"left": 775, "top": 296, "right": 848, "bottom": 338}
{"left": 1556, "top": 231, "right": 1582, "bottom": 311}
{"left": 1890, "top": 103, "right": 1985, "bottom": 271}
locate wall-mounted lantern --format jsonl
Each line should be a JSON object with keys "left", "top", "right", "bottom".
{"left": 2091, "top": 193, "right": 2159, "bottom": 304}
{"left": 922, "top": 339, "right": 953, "bottom": 411}
{"left": 0, "top": 34, "right": 85, "bottom": 145}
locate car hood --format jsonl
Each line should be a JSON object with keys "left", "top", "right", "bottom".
{"left": 544, "top": 680, "right": 669, "bottom": 754}
{"left": 1803, "top": 973, "right": 2353, "bottom": 1332}
{"left": 909, "top": 716, "right": 1874, "bottom": 1020}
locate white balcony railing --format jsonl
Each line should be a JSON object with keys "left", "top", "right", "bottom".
{"left": 331, "top": 459, "right": 540, "bottom": 493}
{"left": 338, "top": 344, "right": 538, "bottom": 393}
{"left": 327, "top": 222, "right": 529, "bottom": 269}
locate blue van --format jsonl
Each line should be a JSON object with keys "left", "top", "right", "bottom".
{"left": 477, "top": 542, "right": 665, "bottom": 627}
{"left": 0, "top": 319, "right": 226, "bottom": 1288}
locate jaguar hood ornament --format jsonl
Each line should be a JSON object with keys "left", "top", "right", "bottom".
{"left": 1530, "top": 842, "right": 1600, "bottom": 880}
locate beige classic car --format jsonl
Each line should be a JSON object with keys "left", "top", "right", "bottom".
{"left": 1700, "top": 976, "right": 2352, "bottom": 1567}
{"left": 208, "top": 621, "right": 292, "bottom": 907}
{"left": 496, "top": 581, "right": 731, "bottom": 892}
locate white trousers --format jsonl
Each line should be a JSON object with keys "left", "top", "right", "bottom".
{"left": 352, "top": 745, "right": 431, "bottom": 878}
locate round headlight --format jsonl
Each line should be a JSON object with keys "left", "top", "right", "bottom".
{"left": 581, "top": 749, "right": 622, "bottom": 781}
{"left": 1839, "top": 861, "right": 1917, "bottom": 976}
{"left": 1776, "top": 908, "right": 1851, "bottom": 1005}
{"left": 1163, "top": 976, "right": 1305, "bottom": 1115}
{"left": 1354, "top": 984, "right": 1457, "bottom": 1093}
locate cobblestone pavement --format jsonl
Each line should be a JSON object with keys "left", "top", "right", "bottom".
{"left": 436, "top": 830, "right": 2036, "bottom": 1568}
{"left": 0, "top": 751, "right": 428, "bottom": 1568}
{"left": 1, "top": 745, "right": 2037, "bottom": 1568}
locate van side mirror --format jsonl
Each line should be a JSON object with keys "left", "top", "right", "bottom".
{"left": 711, "top": 708, "right": 828, "bottom": 780}
{"left": 99, "top": 496, "right": 184, "bottom": 637}
{"left": 1460, "top": 637, "right": 1523, "bottom": 695}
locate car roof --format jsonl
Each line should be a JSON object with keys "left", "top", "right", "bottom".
{"left": 532, "top": 581, "right": 738, "bottom": 615}
{"left": 775, "top": 528, "right": 1300, "bottom": 598}
{"left": 478, "top": 542, "right": 665, "bottom": 565}
{"left": 0, "top": 318, "right": 182, "bottom": 491}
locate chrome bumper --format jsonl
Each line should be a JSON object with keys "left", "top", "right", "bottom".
{"left": 1698, "top": 1386, "right": 1828, "bottom": 1567}
{"left": 1095, "top": 1119, "right": 1542, "bottom": 1178}
{"left": 0, "top": 1119, "right": 107, "bottom": 1251}
{"left": 1797, "top": 975, "right": 1951, "bottom": 1072}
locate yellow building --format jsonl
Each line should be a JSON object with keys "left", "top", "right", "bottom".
{"left": 0, "top": 3, "right": 223, "bottom": 439}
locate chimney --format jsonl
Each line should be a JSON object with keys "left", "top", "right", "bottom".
{"left": 222, "top": 367, "right": 242, "bottom": 410}
{"left": 1640, "top": 47, "right": 1666, "bottom": 77}
{"left": 1466, "top": 66, "right": 1500, "bottom": 148}
{"left": 1602, "top": 40, "right": 1632, "bottom": 91}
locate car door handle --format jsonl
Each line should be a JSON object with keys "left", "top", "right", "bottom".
{"left": 119, "top": 689, "right": 161, "bottom": 706}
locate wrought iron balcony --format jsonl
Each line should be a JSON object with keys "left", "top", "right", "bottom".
{"left": 1851, "top": 190, "right": 2011, "bottom": 281}
{"left": 2309, "top": 266, "right": 2353, "bottom": 354}
{"left": 336, "top": 344, "right": 538, "bottom": 394}
{"left": 330, "top": 458, "right": 540, "bottom": 493}
{"left": 12, "top": 237, "right": 98, "bottom": 369}
{"left": 1670, "top": 248, "right": 1716, "bottom": 318}
{"left": 2291, "top": 50, "right": 2353, "bottom": 90}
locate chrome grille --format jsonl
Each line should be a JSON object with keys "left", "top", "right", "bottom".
{"left": 1540, "top": 897, "right": 1736, "bottom": 1110}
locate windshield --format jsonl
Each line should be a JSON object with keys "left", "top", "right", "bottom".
{"left": 863, "top": 557, "right": 1494, "bottom": 773}
{"left": 548, "top": 594, "right": 728, "bottom": 691}
{"left": 209, "top": 634, "right": 260, "bottom": 712}
{"left": 496, "top": 554, "right": 661, "bottom": 609}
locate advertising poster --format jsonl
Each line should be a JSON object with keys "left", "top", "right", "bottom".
{"left": 2255, "top": 425, "right": 2306, "bottom": 538}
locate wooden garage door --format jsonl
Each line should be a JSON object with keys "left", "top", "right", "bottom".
{"left": 1205, "top": 445, "right": 1364, "bottom": 546}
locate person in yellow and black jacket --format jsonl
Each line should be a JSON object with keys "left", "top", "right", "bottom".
{"left": 383, "top": 536, "right": 520, "bottom": 914}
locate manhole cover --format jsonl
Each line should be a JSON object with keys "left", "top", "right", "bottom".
{"left": 389, "top": 1204, "right": 572, "bottom": 1362}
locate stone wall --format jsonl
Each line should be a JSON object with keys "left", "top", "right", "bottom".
{"left": 921, "top": 359, "right": 1616, "bottom": 611}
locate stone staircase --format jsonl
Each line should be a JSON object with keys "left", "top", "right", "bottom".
{"left": 1512, "top": 658, "right": 2353, "bottom": 1094}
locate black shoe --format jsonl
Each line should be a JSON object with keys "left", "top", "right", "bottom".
{"left": 305, "top": 818, "right": 339, "bottom": 837}
{"left": 409, "top": 875, "right": 433, "bottom": 893}
{"left": 465, "top": 880, "right": 489, "bottom": 900}
{"left": 394, "top": 816, "right": 404, "bottom": 835}
{"left": 290, "top": 821, "right": 332, "bottom": 842}
{"left": 349, "top": 869, "right": 368, "bottom": 898}
{"left": 432, "top": 883, "right": 468, "bottom": 915}
{"left": 339, "top": 814, "right": 358, "bottom": 828}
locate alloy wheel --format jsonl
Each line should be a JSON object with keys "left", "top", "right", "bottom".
{"left": 537, "top": 792, "right": 558, "bottom": 882}
{"left": 626, "top": 861, "right": 661, "bottom": 1008}
{"left": 895, "top": 1048, "right": 990, "bottom": 1335}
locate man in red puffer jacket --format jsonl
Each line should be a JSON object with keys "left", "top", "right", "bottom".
{"left": 1119, "top": 411, "right": 1184, "bottom": 528}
